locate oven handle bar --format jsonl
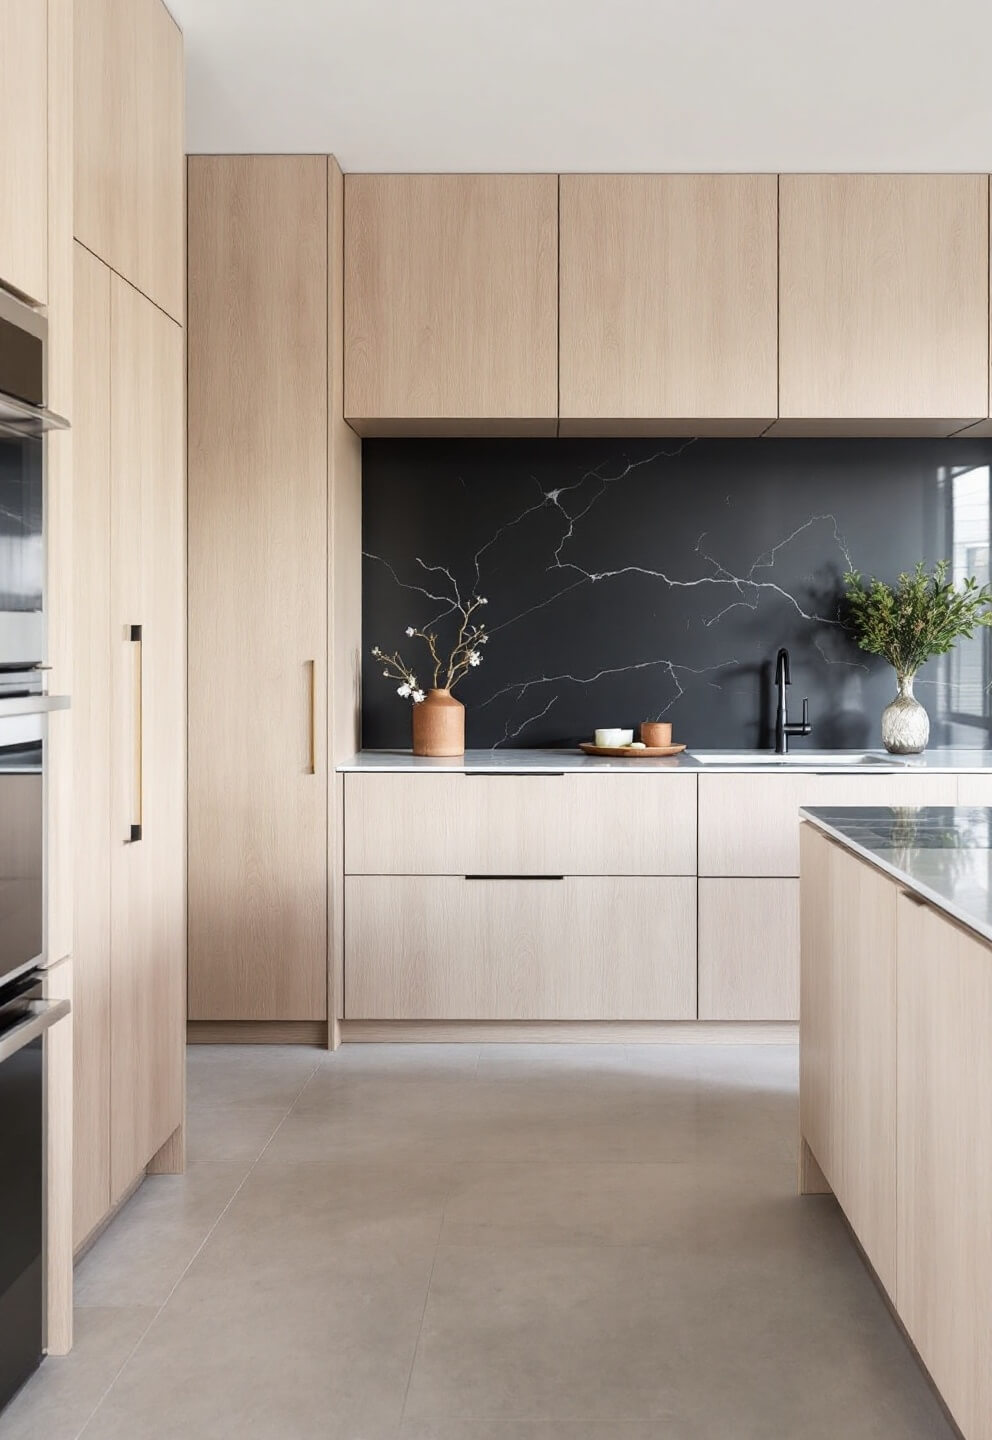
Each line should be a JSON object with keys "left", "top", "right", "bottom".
{"left": 0, "top": 998, "right": 70, "bottom": 1064}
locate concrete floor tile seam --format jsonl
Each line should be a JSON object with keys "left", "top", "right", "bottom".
{"left": 397, "top": 1213, "right": 450, "bottom": 1431}
{"left": 74, "top": 1088, "right": 314, "bottom": 1438}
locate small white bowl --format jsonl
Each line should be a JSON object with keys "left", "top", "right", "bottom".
{"left": 595, "top": 728, "right": 634, "bottom": 748}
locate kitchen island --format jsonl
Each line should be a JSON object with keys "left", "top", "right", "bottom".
{"left": 799, "top": 806, "right": 992, "bottom": 1440}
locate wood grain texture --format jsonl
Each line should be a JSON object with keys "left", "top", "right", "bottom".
{"left": 344, "top": 173, "right": 558, "bottom": 428}
{"left": 954, "top": 774, "right": 992, "bottom": 805}
{"left": 799, "top": 825, "right": 899, "bottom": 1294}
{"left": 896, "top": 893, "right": 992, "bottom": 1440}
{"left": 71, "top": 241, "right": 112, "bottom": 1249}
{"left": 44, "top": 0, "right": 74, "bottom": 970}
{"left": 108, "top": 273, "right": 185, "bottom": 1201}
{"left": 698, "top": 772, "right": 958, "bottom": 877}
{"left": 0, "top": 0, "right": 48, "bottom": 301}
{"left": 42, "top": 957, "right": 72, "bottom": 1353}
{"left": 74, "top": 0, "right": 183, "bottom": 320}
{"left": 779, "top": 174, "right": 989, "bottom": 428}
{"left": 344, "top": 773, "right": 698, "bottom": 876}
{"left": 328, "top": 156, "right": 363, "bottom": 1034}
{"left": 559, "top": 175, "right": 777, "bottom": 427}
{"left": 187, "top": 156, "right": 328, "bottom": 1022}
{"left": 342, "top": 1020, "right": 797, "bottom": 1043}
{"left": 345, "top": 876, "right": 697, "bottom": 1020}
{"left": 698, "top": 878, "right": 799, "bottom": 1020}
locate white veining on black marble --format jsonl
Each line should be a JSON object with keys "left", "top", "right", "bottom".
{"left": 362, "top": 438, "right": 992, "bottom": 750}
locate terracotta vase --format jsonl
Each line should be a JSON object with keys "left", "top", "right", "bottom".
{"left": 412, "top": 688, "right": 465, "bottom": 756}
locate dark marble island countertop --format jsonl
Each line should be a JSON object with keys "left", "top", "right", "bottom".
{"left": 801, "top": 805, "right": 992, "bottom": 944}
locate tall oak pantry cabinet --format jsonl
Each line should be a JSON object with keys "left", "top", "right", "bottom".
{"left": 71, "top": 0, "right": 186, "bottom": 1251}
{"left": 187, "top": 156, "right": 361, "bottom": 1041}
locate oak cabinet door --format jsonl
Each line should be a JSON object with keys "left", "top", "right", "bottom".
{"left": 108, "top": 273, "right": 185, "bottom": 1200}
{"left": 74, "top": 0, "right": 183, "bottom": 321}
{"left": 344, "top": 772, "right": 698, "bottom": 877}
{"left": 777, "top": 174, "right": 989, "bottom": 433}
{"left": 699, "top": 772, "right": 959, "bottom": 877}
{"left": 187, "top": 157, "right": 329, "bottom": 1022}
{"left": 71, "top": 242, "right": 112, "bottom": 1247}
{"left": 0, "top": 0, "right": 48, "bottom": 301}
{"left": 698, "top": 878, "right": 799, "bottom": 1020}
{"left": 344, "top": 174, "right": 558, "bottom": 434}
{"left": 346, "top": 876, "right": 697, "bottom": 1020}
{"left": 559, "top": 175, "right": 777, "bottom": 434}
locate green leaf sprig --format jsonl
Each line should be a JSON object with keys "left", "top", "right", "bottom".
{"left": 843, "top": 561, "right": 992, "bottom": 678}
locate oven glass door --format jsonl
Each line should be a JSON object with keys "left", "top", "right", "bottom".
{"left": 0, "top": 714, "right": 43, "bottom": 986}
{"left": 0, "top": 433, "right": 44, "bottom": 667}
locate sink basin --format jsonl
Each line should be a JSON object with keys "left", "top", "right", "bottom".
{"left": 690, "top": 751, "right": 909, "bottom": 768}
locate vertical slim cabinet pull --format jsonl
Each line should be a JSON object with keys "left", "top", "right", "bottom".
{"left": 307, "top": 659, "right": 316, "bottom": 775}
{"left": 129, "top": 624, "right": 143, "bottom": 841}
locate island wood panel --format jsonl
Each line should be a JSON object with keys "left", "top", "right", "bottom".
{"left": 74, "top": 0, "right": 184, "bottom": 321}
{"left": 698, "top": 878, "right": 799, "bottom": 1020}
{"left": 344, "top": 173, "right": 558, "bottom": 433}
{"left": 896, "top": 893, "right": 992, "bottom": 1440}
{"left": 187, "top": 156, "right": 328, "bottom": 1022}
{"left": 328, "top": 156, "right": 363, "bottom": 1035}
{"left": 108, "top": 273, "right": 185, "bottom": 1199}
{"left": 558, "top": 174, "right": 777, "bottom": 434}
{"left": 71, "top": 242, "right": 112, "bottom": 1248}
{"left": 346, "top": 875, "right": 696, "bottom": 1020}
{"left": 799, "top": 825, "right": 899, "bottom": 1293}
{"left": 776, "top": 174, "right": 989, "bottom": 433}
{"left": 698, "top": 772, "right": 959, "bottom": 877}
{"left": 0, "top": 0, "right": 47, "bottom": 301}
{"left": 344, "top": 772, "right": 698, "bottom": 876}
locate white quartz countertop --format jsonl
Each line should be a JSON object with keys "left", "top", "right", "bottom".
{"left": 338, "top": 747, "right": 992, "bottom": 775}
{"left": 801, "top": 805, "right": 992, "bottom": 944}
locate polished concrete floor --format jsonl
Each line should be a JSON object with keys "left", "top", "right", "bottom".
{"left": 0, "top": 1043, "right": 956, "bottom": 1440}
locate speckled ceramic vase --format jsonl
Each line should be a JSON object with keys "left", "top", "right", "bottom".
{"left": 412, "top": 688, "right": 465, "bottom": 756}
{"left": 881, "top": 671, "right": 929, "bottom": 755}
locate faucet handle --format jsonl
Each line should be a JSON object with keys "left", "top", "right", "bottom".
{"left": 801, "top": 698, "right": 811, "bottom": 733}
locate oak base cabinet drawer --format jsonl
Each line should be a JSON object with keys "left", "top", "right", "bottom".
{"left": 345, "top": 773, "right": 697, "bottom": 875}
{"left": 698, "top": 879, "right": 799, "bottom": 1020}
{"left": 699, "top": 773, "right": 958, "bottom": 877}
{"left": 345, "top": 876, "right": 696, "bottom": 1019}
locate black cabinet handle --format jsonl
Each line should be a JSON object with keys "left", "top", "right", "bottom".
{"left": 464, "top": 874, "right": 564, "bottom": 881}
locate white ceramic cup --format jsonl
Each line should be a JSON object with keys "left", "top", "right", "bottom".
{"left": 595, "top": 728, "right": 634, "bottom": 747}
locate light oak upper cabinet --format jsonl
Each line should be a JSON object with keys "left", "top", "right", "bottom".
{"left": 777, "top": 174, "right": 990, "bottom": 434}
{"left": 188, "top": 156, "right": 329, "bottom": 1022}
{"left": 344, "top": 174, "right": 558, "bottom": 435}
{"left": 74, "top": 0, "right": 183, "bottom": 321}
{"left": 0, "top": 0, "right": 48, "bottom": 301}
{"left": 559, "top": 175, "right": 778, "bottom": 435}
{"left": 72, "top": 246, "right": 185, "bottom": 1245}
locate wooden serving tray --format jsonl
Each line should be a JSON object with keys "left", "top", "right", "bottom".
{"left": 579, "top": 742, "right": 687, "bottom": 758}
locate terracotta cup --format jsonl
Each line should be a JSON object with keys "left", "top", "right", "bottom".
{"left": 640, "top": 721, "right": 673, "bottom": 747}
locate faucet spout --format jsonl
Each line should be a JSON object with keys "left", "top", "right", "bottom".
{"left": 774, "top": 647, "right": 811, "bottom": 754}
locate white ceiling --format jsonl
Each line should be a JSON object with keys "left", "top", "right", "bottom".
{"left": 170, "top": 0, "right": 992, "bottom": 172}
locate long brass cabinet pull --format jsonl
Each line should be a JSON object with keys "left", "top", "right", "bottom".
{"left": 129, "top": 624, "right": 143, "bottom": 841}
{"left": 307, "top": 659, "right": 316, "bottom": 775}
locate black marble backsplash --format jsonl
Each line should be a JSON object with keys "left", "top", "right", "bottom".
{"left": 362, "top": 438, "right": 992, "bottom": 750}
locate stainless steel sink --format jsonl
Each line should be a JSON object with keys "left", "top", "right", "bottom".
{"left": 689, "top": 751, "right": 910, "bottom": 768}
